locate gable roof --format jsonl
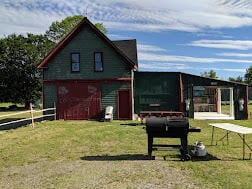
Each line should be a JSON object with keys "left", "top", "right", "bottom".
{"left": 38, "top": 17, "right": 138, "bottom": 70}
{"left": 135, "top": 71, "right": 247, "bottom": 86}
{"left": 112, "top": 39, "right": 138, "bottom": 66}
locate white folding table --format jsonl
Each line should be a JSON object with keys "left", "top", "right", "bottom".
{"left": 209, "top": 123, "right": 252, "bottom": 160}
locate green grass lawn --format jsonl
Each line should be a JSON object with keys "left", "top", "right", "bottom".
{"left": 0, "top": 119, "right": 251, "bottom": 188}
{"left": 1, "top": 102, "right": 252, "bottom": 188}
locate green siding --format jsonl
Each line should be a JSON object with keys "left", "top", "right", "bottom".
{"left": 43, "top": 83, "right": 57, "bottom": 109}
{"left": 44, "top": 26, "right": 131, "bottom": 80}
{"left": 134, "top": 72, "right": 179, "bottom": 115}
{"left": 43, "top": 83, "right": 57, "bottom": 119}
{"left": 102, "top": 82, "right": 130, "bottom": 119}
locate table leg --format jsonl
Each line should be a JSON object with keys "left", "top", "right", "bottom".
{"left": 227, "top": 131, "right": 229, "bottom": 145}
{"left": 140, "top": 114, "right": 143, "bottom": 124}
{"left": 243, "top": 134, "right": 245, "bottom": 160}
{"left": 211, "top": 126, "right": 215, "bottom": 145}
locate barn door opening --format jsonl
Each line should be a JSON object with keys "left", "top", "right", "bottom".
{"left": 118, "top": 89, "right": 131, "bottom": 120}
{"left": 217, "top": 88, "right": 234, "bottom": 117}
{"left": 57, "top": 82, "right": 101, "bottom": 120}
{"left": 193, "top": 86, "right": 234, "bottom": 120}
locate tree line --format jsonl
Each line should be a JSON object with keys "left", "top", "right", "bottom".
{"left": 0, "top": 15, "right": 106, "bottom": 108}
{"left": 201, "top": 68, "right": 252, "bottom": 85}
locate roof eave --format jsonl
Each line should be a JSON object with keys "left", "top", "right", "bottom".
{"left": 37, "top": 17, "right": 137, "bottom": 69}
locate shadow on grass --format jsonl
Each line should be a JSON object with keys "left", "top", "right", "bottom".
{"left": 188, "top": 145, "right": 220, "bottom": 161}
{"left": 0, "top": 117, "right": 46, "bottom": 130}
{"left": 81, "top": 143, "right": 221, "bottom": 162}
{"left": 81, "top": 154, "right": 150, "bottom": 161}
{"left": 81, "top": 152, "right": 220, "bottom": 162}
{"left": 151, "top": 152, "right": 220, "bottom": 162}
{"left": 0, "top": 118, "right": 31, "bottom": 130}
{"left": 0, "top": 118, "right": 23, "bottom": 124}
{"left": 191, "top": 153, "right": 220, "bottom": 161}
{"left": 120, "top": 123, "right": 144, "bottom": 126}
{"left": 0, "top": 106, "right": 26, "bottom": 111}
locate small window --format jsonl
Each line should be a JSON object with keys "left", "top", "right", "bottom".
{"left": 94, "top": 52, "right": 103, "bottom": 72}
{"left": 71, "top": 53, "right": 80, "bottom": 72}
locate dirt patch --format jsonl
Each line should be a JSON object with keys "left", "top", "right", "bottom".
{"left": 0, "top": 159, "right": 201, "bottom": 189}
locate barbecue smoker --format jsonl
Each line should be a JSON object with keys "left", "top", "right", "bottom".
{"left": 146, "top": 116, "right": 200, "bottom": 161}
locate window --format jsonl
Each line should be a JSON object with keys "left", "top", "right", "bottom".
{"left": 71, "top": 53, "right": 80, "bottom": 72}
{"left": 94, "top": 52, "right": 103, "bottom": 72}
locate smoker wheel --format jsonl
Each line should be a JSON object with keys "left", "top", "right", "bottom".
{"left": 148, "top": 155, "right": 155, "bottom": 160}
{"left": 181, "top": 154, "right": 191, "bottom": 161}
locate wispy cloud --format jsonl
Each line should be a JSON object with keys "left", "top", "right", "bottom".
{"left": 139, "top": 61, "right": 246, "bottom": 73}
{"left": 199, "top": 67, "right": 245, "bottom": 73}
{"left": 137, "top": 44, "right": 166, "bottom": 52}
{"left": 217, "top": 52, "right": 252, "bottom": 57}
{"left": 138, "top": 52, "right": 252, "bottom": 63}
{"left": 217, "top": 68, "right": 245, "bottom": 73}
{"left": 2, "top": 0, "right": 252, "bottom": 36}
{"left": 188, "top": 40, "right": 252, "bottom": 50}
{"left": 138, "top": 62, "right": 192, "bottom": 71}
{"left": 140, "top": 62, "right": 186, "bottom": 67}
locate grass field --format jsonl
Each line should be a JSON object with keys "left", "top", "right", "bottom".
{"left": 0, "top": 103, "right": 43, "bottom": 125}
{"left": 0, "top": 118, "right": 251, "bottom": 188}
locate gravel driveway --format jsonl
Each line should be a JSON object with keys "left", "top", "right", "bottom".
{"left": 0, "top": 159, "right": 201, "bottom": 189}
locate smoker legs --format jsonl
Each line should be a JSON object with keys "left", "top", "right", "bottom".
{"left": 180, "top": 136, "right": 191, "bottom": 161}
{"left": 148, "top": 136, "right": 153, "bottom": 159}
{"left": 147, "top": 135, "right": 191, "bottom": 161}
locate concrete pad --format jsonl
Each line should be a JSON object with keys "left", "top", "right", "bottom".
{"left": 194, "top": 112, "right": 234, "bottom": 120}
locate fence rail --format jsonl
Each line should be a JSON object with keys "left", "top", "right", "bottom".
{"left": 0, "top": 103, "right": 56, "bottom": 128}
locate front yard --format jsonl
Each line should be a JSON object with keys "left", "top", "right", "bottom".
{"left": 0, "top": 119, "right": 251, "bottom": 188}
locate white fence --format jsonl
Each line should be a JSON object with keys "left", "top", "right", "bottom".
{"left": 0, "top": 103, "right": 56, "bottom": 128}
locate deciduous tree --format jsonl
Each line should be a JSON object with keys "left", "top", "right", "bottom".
{"left": 46, "top": 15, "right": 107, "bottom": 43}
{"left": 0, "top": 34, "right": 54, "bottom": 108}
{"left": 200, "top": 70, "right": 218, "bottom": 79}
{"left": 244, "top": 66, "right": 252, "bottom": 85}
{"left": 228, "top": 76, "right": 243, "bottom": 83}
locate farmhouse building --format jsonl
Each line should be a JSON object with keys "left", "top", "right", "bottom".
{"left": 38, "top": 17, "right": 248, "bottom": 120}
{"left": 38, "top": 17, "right": 137, "bottom": 120}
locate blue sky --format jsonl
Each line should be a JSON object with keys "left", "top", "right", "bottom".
{"left": 1, "top": 0, "right": 252, "bottom": 80}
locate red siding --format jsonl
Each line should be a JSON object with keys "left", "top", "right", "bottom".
{"left": 57, "top": 82, "right": 101, "bottom": 120}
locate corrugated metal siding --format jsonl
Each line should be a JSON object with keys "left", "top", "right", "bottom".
{"left": 134, "top": 72, "right": 179, "bottom": 115}
{"left": 44, "top": 26, "right": 131, "bottom": 80}
{"left": 101, "top": 83, "right": 130, "bottom": 119}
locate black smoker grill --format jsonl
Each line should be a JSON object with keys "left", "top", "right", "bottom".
{"left": 146, "top": 116, "right": 200, "bottom": 161}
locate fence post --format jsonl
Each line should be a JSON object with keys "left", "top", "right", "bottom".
{"left": 54, "top": 102, "right": 56, "bottom": 120}
{"left": 30, "top": 103, "right": 35, "bottom": 128}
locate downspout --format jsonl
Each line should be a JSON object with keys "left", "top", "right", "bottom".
{"left": 229, "top": 87, "right": 234, "bottom": 117}
{"left": 179, "top": 73, "right": 184, "bottom": 112}
{"left": 244, "top": 85, "right": 248, "bottom": 120}
{"left": 41, "top": 68, "right": 45, "bottom": 113}
{"left": 217, "top": 88, "right": 221, "bottom": 114}
{"left": 131, "top": 70, "right": 134, "bottom": 120}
